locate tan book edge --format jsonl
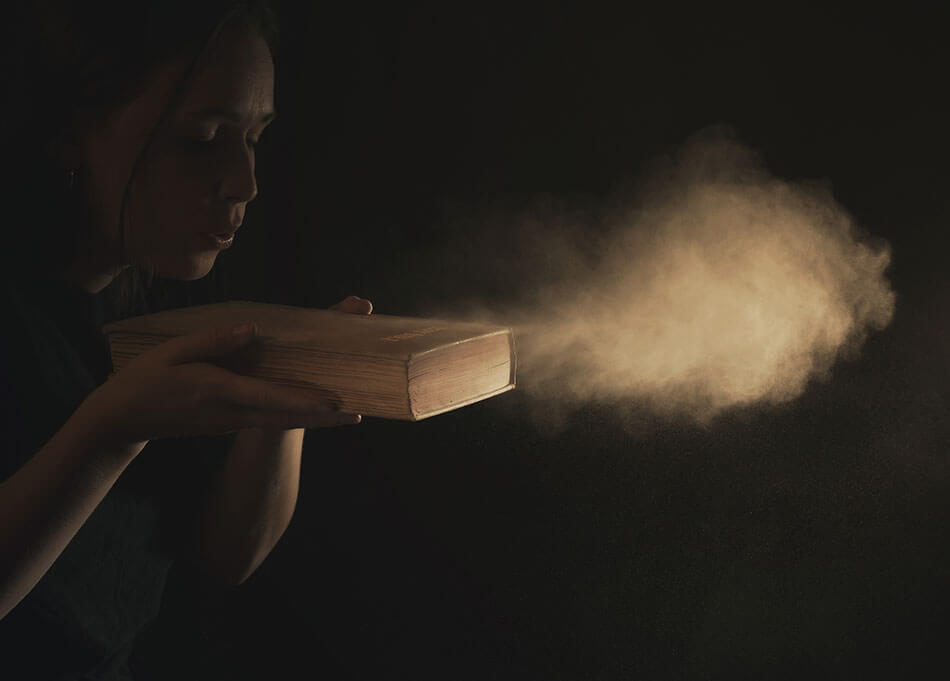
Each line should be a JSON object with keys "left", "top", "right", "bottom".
{"left": 102, "top": 300, "right": 517, "bottom": 421}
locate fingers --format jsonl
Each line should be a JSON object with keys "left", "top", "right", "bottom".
{"left": 234, "top": 403, "right": 362, "bottom": 430}
{"left": 224, "top": 374, "right": 337, "bottom": 411}
{"left": 223, "top": 375, "right": 364, "bottom": 429}
{"left": 150, "top": 296, "right": 374, "bottom": 369}
{"left": 303, "top": 411, "right": 362, "bottom": 428}
{"left": 222, "top": 375, "right": 362, "bottom": 428}
{"left": 330, "top": 296, "right": 373, "bottom": 314}
{"left": 151, "top": 321, "right": 261, "bottom": 366}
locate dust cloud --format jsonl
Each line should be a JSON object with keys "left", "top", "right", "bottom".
{"left": 421, "top": 128, "right": 896, "bottom": 427}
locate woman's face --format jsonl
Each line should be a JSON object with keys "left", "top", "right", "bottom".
{"left": 75, "top": 24, "right": 275, "bottom": 284}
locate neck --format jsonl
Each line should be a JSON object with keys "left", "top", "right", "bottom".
{"left": 61, "top": 243, "right": 129, "bottom": 294}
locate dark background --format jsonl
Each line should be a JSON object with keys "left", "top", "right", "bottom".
{"left": 139, "top": 3, "right": 950, "bottom": 679}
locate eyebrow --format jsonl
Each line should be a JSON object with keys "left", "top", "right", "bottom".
{"left": 188, "top": 107, "right": 277, "bottom": 125}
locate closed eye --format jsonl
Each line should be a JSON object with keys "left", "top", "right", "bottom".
{"left": 182, "top": 127, "right": 266, "bottom": 151}
{"left": 181, "top": 135, "right": 216, "bottom": 153}
{"left": 185, "top": 129, "right": 217, "bottom": 145}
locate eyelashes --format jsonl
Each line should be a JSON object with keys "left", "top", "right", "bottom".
{"left": 182, "top": 134, "right": 264, "bottom": 152}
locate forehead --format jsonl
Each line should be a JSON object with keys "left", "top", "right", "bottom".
{"left": 175, "top": 25, "right": 275, "bottom": 121}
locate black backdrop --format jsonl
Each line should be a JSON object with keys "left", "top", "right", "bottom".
{"left": 136, "top": 3, "right": 950, "bottom": 679}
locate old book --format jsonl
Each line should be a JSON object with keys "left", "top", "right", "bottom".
{"left": 101, "top": 300, "right": 516, "bottom": 421}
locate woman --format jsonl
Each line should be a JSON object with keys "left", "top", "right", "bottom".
{"left": 0, "top": 1, "right": 369, "bottom": 678}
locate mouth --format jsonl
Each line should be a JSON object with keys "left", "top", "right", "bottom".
{"left": 199, "top": 231, "right": 236, "bottom": 249}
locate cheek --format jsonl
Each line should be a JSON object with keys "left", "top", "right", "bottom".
{"left": 135, "top": 151, "right": 211, "bottom": 226}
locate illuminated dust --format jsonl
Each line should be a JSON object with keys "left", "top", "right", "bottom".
{"left": 420, "top": 128, "right": 896, "bottom": 428}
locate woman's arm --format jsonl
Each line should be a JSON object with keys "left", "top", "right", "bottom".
{"left": 188, "top": 296, "right": 373, "bottom": 586}
{"left": 190, "top": 426, "right": 306, "bottom": 586}
{"left": 0, "top": 411, "right": 144, "bottom": 619}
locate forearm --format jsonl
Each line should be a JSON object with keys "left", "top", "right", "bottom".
{"left": 0, "top": 411, "right": 141, "bottom": 619}
{"left": 193, "top": 427, "right": 304, "bottom": 586}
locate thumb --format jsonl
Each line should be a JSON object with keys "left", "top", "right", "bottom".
{"left": 155, "top": 321, "right": 260, "bottom": 366}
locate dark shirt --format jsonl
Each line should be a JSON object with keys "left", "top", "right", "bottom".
{"left": 0, "top": 270, "right": 236, "bottom": 680}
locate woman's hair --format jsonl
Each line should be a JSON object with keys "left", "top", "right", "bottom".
{"left": 1, "top": 0, "right": 279, "bottom": 318}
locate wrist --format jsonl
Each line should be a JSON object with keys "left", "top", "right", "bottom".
{"left": 69, "top": 393, "right": 147, "bottom": 468}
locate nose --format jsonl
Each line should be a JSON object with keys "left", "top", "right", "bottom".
{"left": 217, "top": 141, "right": 258, "bottom": 205}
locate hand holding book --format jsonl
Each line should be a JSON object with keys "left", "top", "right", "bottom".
{"left": 101, "top": 298, "right": 517, "bottom": 422}
{"left": 75, "top": 296, "right": 378, "bottom": 457}
{"left": 328, "top": 295, "right": 373, "bottom": 316}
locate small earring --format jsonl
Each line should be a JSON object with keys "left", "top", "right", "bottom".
{"left": 66, "top": 168, "right": 77, "bottom": 190}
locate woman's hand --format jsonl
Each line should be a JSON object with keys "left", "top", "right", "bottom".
{"left": 73, "top": 296, "right": 374, "bottom": 457}
{"left": 329, "top": 295, "right": 373, "bottom": 315}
